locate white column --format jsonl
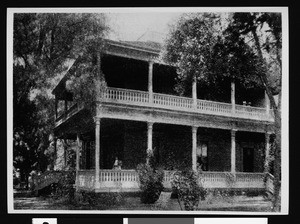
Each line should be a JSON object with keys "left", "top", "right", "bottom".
{"left": 94, "top": 117, "right": 101, "bottom": 188}
{"left": 148, "top": 61, "right": 154, "bottom": 104}
{"left": 231, "top": 129, "right": 237, "bottom": 173}
{"left": 264, "top": 132, "right": 271, "bottom": 173}
{"left": 231, "top": 80, "right": 235, "bottom": 112}
{"left": 76, "top": 133, "right": 81, "bottom": 189}
{"left": 54, "top": 97, "right": 58, "bottom": 119}
{"left": 192, "top": 126, "right": 198, "bottom": 171}
{"left": 265, "top": 90, "right": 270, "bottom": 115}
{"left": 147, "top": 122, "right": 153, "bottom": 164}
{"left": 192, "top": 75, "right": 197, "bottom": 109}
{"left": 63, "top": 138, "right": 67, "bottom": 167}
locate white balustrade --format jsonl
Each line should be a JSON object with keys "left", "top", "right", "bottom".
{"left": 77, "top": 169, "right": 267, "bottom": 191}
{"left": 197, "top": 100, "right": 232, "bottom": 115}
{"left": 101, "top": 87, "right": 149, "bottom": 104}
{"left": 153, "top": 93, "right": 193, "bottom": 110}
{"left": 199, "top": 172, "right": 265, "bottom": 189}
{"left": 235, "top": 104, "right": 269, "bottom": 120}
{"left": 78, "top": 170, "right": 95, "bottom": 189}
{"left": 99, "top": 169, "right": 139, "bottom": 182}
{"left": 97, "top": 87, "right": 272, "bottom": 121}
{"left": 266, "top": 173, "right": 274, "bottom": 194}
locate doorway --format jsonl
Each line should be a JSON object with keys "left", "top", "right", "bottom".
{"left": 243, "top": 147, "right": 254, "bottom": 172}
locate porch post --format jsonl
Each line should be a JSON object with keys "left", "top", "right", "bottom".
{"left": 231, "top": 129, "right": 237, "bottom": 173}
{"left": 54, "top": 97, "right": 58, "bottom": 119}
{"left": 265, "top": 90, "right": 270, "bottom": 115}
{"left": 148, "top": 61, "right": 154, "bottom": 104}
{"left": 76, "top": 133, "right": 81, "bottom": 189}
{"left": 192, "top": 75, "right": 197, "bottom": 109}
{"left": 63, "top": 137, "right": 67, "bottom": 167}
{"left": 147, "top": 122, "right": 154, "bottom": 164}
{"left": 231, "top": 80, "right": 236, "bottom": 112}
{"left": 264, "top": 132, "right": 271, "bottom": 173}
{"left": 53, "top": 136, "right": 57, "bottom": 169}
{"left": 94, "top": 117, "right": 101, "bottom": 188}
{"left": 192, "top": 126, "right": 198, "bottom": 171}
{"left": 64, "top": 100, "right": 68, "bottom": 116}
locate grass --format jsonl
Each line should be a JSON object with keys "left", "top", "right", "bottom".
{"left": 14, "top": 191, "right": 273, "bottom": 212}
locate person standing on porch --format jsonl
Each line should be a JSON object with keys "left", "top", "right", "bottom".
{"left": 113, "top": 157, "right": 119, "bottom": 169}
{"left": 113, "top": 157, "right": 122, "bottom": 170}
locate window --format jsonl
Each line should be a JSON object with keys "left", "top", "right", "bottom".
{"left": 196, "top": 141, "right": 208, "bottom": 171}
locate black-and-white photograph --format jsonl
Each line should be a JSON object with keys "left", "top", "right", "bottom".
{"left": 7, "top": 7, "right": 288, "bottom": 214}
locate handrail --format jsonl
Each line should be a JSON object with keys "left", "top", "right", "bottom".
{"left": 58, "top": 87, "right": 274, "bottom": 125}
{"left": 99, "top": 87, "right": 273, "bottom": 121}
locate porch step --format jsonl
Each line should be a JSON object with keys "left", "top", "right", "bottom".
{"left": 155, "top": 191, "right": 172, "bottom": 209}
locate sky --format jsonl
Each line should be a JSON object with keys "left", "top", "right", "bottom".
{"left": 106, "top": 12, "right": 182, "bottom": 43}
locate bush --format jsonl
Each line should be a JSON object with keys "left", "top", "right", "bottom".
{"left": 171, "top": 169, "right": 207, "bottom": 210}
{"left": 78, "top": 191, "right": 125, "bottom": 207}
{"left": 53, "top": 170, "right": 76, "bottom": 203}
{"left": 136, "top": 163, "right": 164, "bottom": 204}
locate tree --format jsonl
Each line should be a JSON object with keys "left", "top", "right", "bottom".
{"left": 13, "top": 13, "right": 108, "bottom": 188}
{"left": 164, "top": 13, "right": 263, "bottom": 100}
{"left": 164, "top": 12, "right": 282, "bottom": 211}
{"left": 227, "top": 12, "right": 282, "bottom": 211}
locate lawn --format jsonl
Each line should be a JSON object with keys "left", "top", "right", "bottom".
{"left": 13, "top": 191, "right": 273, "bottom": 212}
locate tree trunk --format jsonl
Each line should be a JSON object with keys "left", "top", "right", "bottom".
{"left": 251, "top": 28, "right": 281, "bottom": 212}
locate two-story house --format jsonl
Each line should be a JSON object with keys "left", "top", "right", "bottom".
{"left": 51, "top": 39, "right": 275, "bottom": 193}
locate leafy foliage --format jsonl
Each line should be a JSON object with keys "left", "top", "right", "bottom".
{"left": 164, "top": 13, "right": 264, "bottom": 98}
{"left": 227, "top": 12, "right": 282, "bottom": 211}
{"left": 171, "top": 169, "right": 207, "bottom": 210}
{"left": 47, "top": 170, "right": 76, "bottom": 203}
{"left": 78, "top": 191, "right": 126, "bottom": 207}
{"left": 13, "top": 13, "right": 108, "bottom": 187}
{"left": 136, "top": 162, "right": 164, "bottom": 204}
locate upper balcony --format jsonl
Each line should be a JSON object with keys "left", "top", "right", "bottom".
{"left": 55, "top": 86, "right": 274, "bottom": 129}
{"left": 53, "top": 41, "right": 274, "bottom": 130}
{"left": 99, "top": 87, "right": 274, "bottom": 121}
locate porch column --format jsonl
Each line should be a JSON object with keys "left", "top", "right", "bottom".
{"left": 192, "top": 126, "right": 198, "bottom": 171}
{"left": 54, "top": 97, "right": 58, "bottom": 119}
{"left": 264, "top": 132, "right": 271, "bottom": 173}
{"left": 192, "top": 75, "right": 197, "bottom": 109}
{"left": 148, "top": 61, "right": 154, "bottom": 104}
{"left": 94, "top": 117, "right": 101, "bottom": 188}
{"left": 76, "top": 133, "right": 81, "bottom": 189}
{"left": 64, "top": 100, "right": 68, "bottom": 116}
{"left": 147, "top": 122, "right": 154, "bottom": 164}
{"left": 265, "top": 90, "right": 270, "bottom": 115}
{"left": 53, "top": 136, "right": 57, "bottom": 169}
{"left": 231, "top": 129, "right": 237, "bottom": 173}
{"left": 231, "top": 80, "right": 235, "bottom": 112}
{"left": 63, "top": 137, "right": 67, "bottom": 167}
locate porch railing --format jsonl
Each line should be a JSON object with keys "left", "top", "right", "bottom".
{"left": 77, "top": 170, "right": 270, "bottom": 191}
{"left": 55, "top": 102, "right": 85, "bottom": 126}
{"left": 99, "top": 87, "right": 273, "bottom": 121}
{"left": 101, "top": 87, "right": 149, "bottom": 104}
{"left": 99, "top": 169, "right": 139, "bottom": 182}
{"left": 266, "top": 173, "right": 274, "bottom": 194}
{"left": 77, "top": 170, "right": 95, "bottom": 189}
{"left": 153, "top": 93, "right": 194, "bottom": 111}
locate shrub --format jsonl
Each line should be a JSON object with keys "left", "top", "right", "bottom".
{"left": 53, "top": 170, "right": 76, "bottom": 203}
{"left": 78, "top": 191, "right": 124, "bottom": 207}
{"left": 136, "top": 163, "right": 164, "bottom": 204}
{"left": 171, "top": 169, "right": 207, "bottom": 210}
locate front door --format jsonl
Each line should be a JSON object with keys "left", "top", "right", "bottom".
{"left": 243, "top": 147, "right": 254, "bottom": 172}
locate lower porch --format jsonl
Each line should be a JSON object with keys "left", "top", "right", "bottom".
{"left": 54, "top": 119, "right": 274, "bottom": 193}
